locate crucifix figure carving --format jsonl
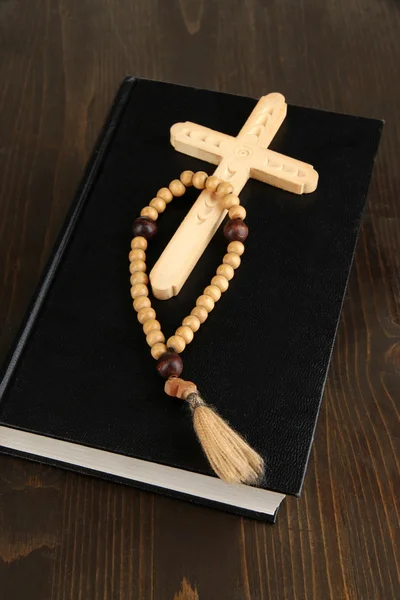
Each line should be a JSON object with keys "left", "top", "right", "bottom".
{"left": 150, "top": 93, "right": 319, "bottom": 300}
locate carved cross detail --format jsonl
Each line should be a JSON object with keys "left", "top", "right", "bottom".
{"left": 150, "top": 93, "right": 318, "bottom": 300}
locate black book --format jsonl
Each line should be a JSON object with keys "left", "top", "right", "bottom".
{"left": 0, "top": 78, "right": 382, "bottom": 522}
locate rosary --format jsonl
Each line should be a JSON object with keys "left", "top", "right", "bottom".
{"left": 129, "top": 170, "right": 264, "bottom": 485}
{"left": 128, "top": 93, "right": 318, "bottom": 486}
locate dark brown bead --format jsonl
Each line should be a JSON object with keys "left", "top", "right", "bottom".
{"left": 132, "top": 217, "right": 157, "bottom": 240}
{"left": 223, "top": 218, "right": 248, "bottom": 242}
{"left": 156, "top": 351, "right": 183, "bottom": 379}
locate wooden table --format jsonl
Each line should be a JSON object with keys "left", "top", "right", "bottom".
{"left": 0, "top": 1, "right": 399, "bottom": 598}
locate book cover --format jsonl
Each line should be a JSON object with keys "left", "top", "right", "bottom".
{"left": 0, "top": 77, "right": 383, "bottom": 521}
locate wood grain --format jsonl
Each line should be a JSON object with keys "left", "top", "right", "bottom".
{"left": 0, "top": 0, "right": 399, "bottom": 598}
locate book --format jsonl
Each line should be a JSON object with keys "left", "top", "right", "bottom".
{"left": 0, "top": 77, "right": 383, "bottom": 522}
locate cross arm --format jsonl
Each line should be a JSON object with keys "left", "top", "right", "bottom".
{"left": 237, "top": 146, "right": 319, "bottom": 194}
{"left": 170, "top": 122, "right": 234, "bottom": 166}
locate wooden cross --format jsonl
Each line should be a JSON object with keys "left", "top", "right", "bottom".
{"left": 150, "top": 93, "right": 319, "bottom": 300}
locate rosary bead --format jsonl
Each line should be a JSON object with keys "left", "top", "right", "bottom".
{"left": 167, "top": 335, "right": 186, "bottom": 353}
{"left": 204, "top": 284, "right": 222, "bottom": 302}
{"left": 180, "top": 170, "right": 194, "bottom": 186}
{"left": 211, "top": 275, "right": 229, "bottom": 292}
{"left": 129, "top": 248, "right": 146, "bottom": 262}
{"left": 169, "top": 179, "right": 186, "bottom": 197}
{"left": 131, "top": 283, "right": 149, "bottom": 299}
{"left": 130, "top": 272, "right": 149, "bottom": 286}
{"left": 191, "top": 306, "right": 208, "bottom": 323}
{"left": 223, "top": 252, "right": 241, "bottom": 269}
{"left": 182, "top": 315, "right": 201, "bottom": 332}
{"left": 131, "top": 236, "right": 147, "bottom": 251}
{"left": 150, "top": 342, "right": 168, "bottom": 360}
{"left": 175, "top": 325, "right": 194, "bottom": 344}
{"left": 151, "top": 342, "right": 168, "bottom": 360}
{"left": 150, "top": 197, "right": 167, "bottom": 213}
{"left": 222, "top": 194, "right": 240, "bottom": 210}
{"left": 192, "top": 171, "right": 208, "bottom": 189}
{"left": 137, "top": 307, "right": 156, "bottom": 324}
{"left": 216, "top": 182, "right": 234, "bottom": 197}
{"left": 146, "top": 330, "right": 165, "bottom": 347}
{"left": 227, "top": 241, "right": 245, "bottom": 256}
{"left": 141, "top": 206, "right": 158, "bottom": 221}
{"left": 156, "top": 351, "right": 184, "bottom": 378}
{"left": 132, "top": 217, "right": 158, "bottom": 240}
{"left": 196, "top": 294, "right": 215, "bottom": 312}
{"left": 229, "top": 205, "right": 246, "bottom": 220}
{"left": 143, "top": 319, "right": 161, "bottom": 335}
{"left": 216, "top": 263, "right": 234, "bottom": 280}
{"left": 223, "top": 218, "right": 248, "bottom": 242}
{"left": 205, "top": 175, "right": 221, "bottom": 192}
{"left": 129, "top": 259, "right": 147, "bottom": 274}
{"left": 157, "top": 187, "right": 173, "bottom": 203}
{"left": 133, "top": 296, "right": 151, "bottom": 312}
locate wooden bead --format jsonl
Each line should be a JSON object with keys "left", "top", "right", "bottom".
{"left": 149, "top": 197, "right": 167, "bottom": 213}
{"left": 131, "top": 236, "right": 147, "bottom": 251}
{"left": 211, "top": 275, "right": 229, "bottom": 292}
{"left": 192, "top": 171, "right": 208, "bottom": 189}
{"left": 182, "top": 315, "right": 201, "bottom": 332}
{"left": 167, "top": 335, "right": 186, "bottom": 353}
{"left": 164, "top": 377, "right": 197, "bottom": 399}
{"left": 222, "top": 194, "right": 240, "bottom": 210}
{"left": 169, "top": 179, "right": 186, "bottom": 197}
{"left": 196, "top": 294, "right": 215, "bottom": 312}
{"left": 223, "top": 218, "right": 248, "bottom": 242}
{"left": 141, "top": 206, "right": 158, "bottom": 221}
{"left": 130, "top": 283, "right": 149, "bottom": 299}
{"left": 132, "top": 217, "right": 157, "bottom": 240}
{"left": 191, "top": 306, "right": 208, "bottom": 323}
{"left": 216, "top": 181, "right": 233, "bottom": 197}
{"left": 157, "top": 187, "right": 173, "bottom": 203}
{"left": 227, "top": 241, "right": 245, "bottom": 256}
{"left": 204, "top": 285, "right": 221, "bottom": 302}
{"left": 133, "top": 296, "right": 151, "bottom": 312}
{"left": 175, "top": 325, "right": 194, "bottom": 344}
{"left": 180, "top": 170, "right": 194, "bottom": 186}
{"left": 129, "top": 259, "right": 146, "bottom": 274}
{"left": 143, "top": 319, "right": 161, "bottom": 335}
{"left": 229, "top": 205, "right": 246, "bottom": 220}
{"left": 223, "top": 252, "right": 241, "bottom": 269}
{"left": 205, "top": 175, "right": 221, "bottom": 192}
{"left": 130, "top": 272, "right": 149, "bottom": 286}
{"left": 151, "top": 342, "right": 168, "bottom": 359}
{"left": 146, "top": 330, "right": 165, "bottom": 347}
{"left": 137, "top": 307, "right": 156, "bottom": 324}
{"left": 216, "top": 263, "right": 234, "bottom": 280}
{"left": 156, "top": 351, "right": 183, "bottom": 378}
{"left": 129, "top": 248, "right": 146, "bottom": 262}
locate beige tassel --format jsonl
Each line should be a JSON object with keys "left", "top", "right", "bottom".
{"left": 164, "top": 378, "right": 265, "bottom": 485}
{"left": 187, "top": 392, "right": 265, "bottom": 485}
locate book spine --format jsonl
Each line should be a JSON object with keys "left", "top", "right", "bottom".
{"left": 0, "top": 77, "right": 138, "bottom": 402}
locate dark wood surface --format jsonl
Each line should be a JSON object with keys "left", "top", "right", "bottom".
{"left": 0, "top": 0, "right": 399, "bottom": 598}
